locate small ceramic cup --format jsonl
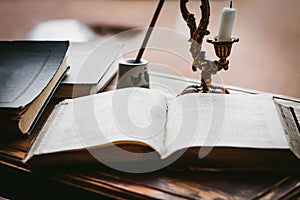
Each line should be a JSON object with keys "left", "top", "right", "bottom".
{"left": 116, "top": 58, "right": 149, "bottom": 89}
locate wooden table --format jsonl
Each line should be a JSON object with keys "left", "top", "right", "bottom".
{"left": 0, "top": 73, "right": 300, "bottom": 199}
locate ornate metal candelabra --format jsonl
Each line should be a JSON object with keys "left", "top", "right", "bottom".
{"left": 180, "top": 0, "right": 239, "bottom": 94}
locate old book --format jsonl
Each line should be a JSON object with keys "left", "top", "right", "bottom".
{"left": 54, "top": 42, "right": 122, "bottom": 98}
{"left": 0, "top": 41, "right": 69, "bottom": 136}
{"left": 24, "top": 88, "right": 300, "bottom": 171}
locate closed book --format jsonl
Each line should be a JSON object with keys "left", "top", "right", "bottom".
{"left": 0, "top": 41, "right": 69, "bottom": 136}
{"left": 54, "top": 42, "right": 122, "bottom": 98}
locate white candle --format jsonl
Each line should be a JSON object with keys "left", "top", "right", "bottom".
{"left": 218, "top": 6, "right": 236, "bottom": 41}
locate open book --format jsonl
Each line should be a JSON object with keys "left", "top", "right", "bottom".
{"left": 24, "top": 88, "right": 300, "bottom": 171}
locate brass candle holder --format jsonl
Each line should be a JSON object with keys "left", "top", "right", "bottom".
{"left": 207, "top": 36, "right": 239, "bottom": 71}
{"left": 180, "top": 0, "right": 239, "bottom": 95}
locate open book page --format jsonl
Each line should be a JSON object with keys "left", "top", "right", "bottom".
{"left": 163, "top": 93, "right": 289, "bottom": 159}
{"left": 24, "top": 88, "right": 167, "bottom": 162}
{"left": 275, "top": 103, "right": 300, "bottom": 158}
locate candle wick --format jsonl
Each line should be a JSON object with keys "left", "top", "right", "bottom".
{"left": 230, "top": 1, "right": 233, "bottom": 8}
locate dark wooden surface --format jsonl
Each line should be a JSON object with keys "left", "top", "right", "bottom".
{"left": 0, "top": 73, "right": 300, "bottom": 199}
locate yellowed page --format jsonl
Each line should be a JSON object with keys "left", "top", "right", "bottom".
{"left": 163, "top": 93, "right": 289, "bottom": 159}
{"left": 24, "top": 88, "right": 167, "bottom": 162}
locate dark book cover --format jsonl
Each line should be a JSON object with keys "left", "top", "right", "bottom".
{"left": 0, "top": 41, "right": 69, "bottom": 113}
{"left": 0, "top": 41, "right": 69, "bottom": 135}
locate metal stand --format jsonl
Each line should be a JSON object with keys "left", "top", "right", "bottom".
{"left": 180, "top": 0, "right": 239, "bottom": 95}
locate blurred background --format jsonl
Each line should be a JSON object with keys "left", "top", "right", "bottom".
{"left": 0, "top": 0, "right": 299, "bottom": 98}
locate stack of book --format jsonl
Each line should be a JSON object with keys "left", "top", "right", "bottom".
{"left": 0, "top": 41, "right": 69, "bottom": 136}
{"left": 0, "top": 41, "right": 122, "bottom": 136}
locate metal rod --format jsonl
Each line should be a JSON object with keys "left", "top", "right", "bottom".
{"left": 134, "top": 0, "right": 165, "bottom": 63}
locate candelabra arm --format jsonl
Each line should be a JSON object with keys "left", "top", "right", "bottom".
{"left": 180, "top": 0, "right": 196, "bottom": 40}
{"left": 192, "top": 0, "right": 210, "bottom": 43}
{"left": 180, "top": 0, "right": 210, "bottom": 42}
{"left": 181, "top": 0, "right": 210, "bottom": 73}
